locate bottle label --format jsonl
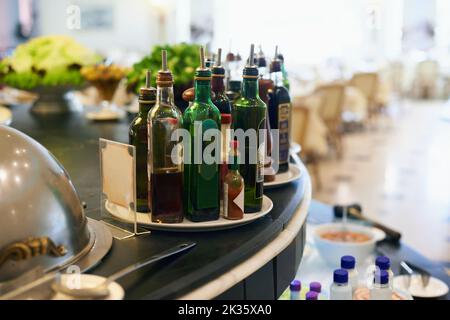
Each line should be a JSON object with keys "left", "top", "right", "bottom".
{"left": 234, "top": 186, "right": 245, "bottom": 213}
{"left": 256, "top": 118, "right": 265, "bottom": 199}
{"left": 223, "top": 183, "right": 229, "bottom": 218}
{"left": 278, "top": 103, "right": 291, "bottom": 164}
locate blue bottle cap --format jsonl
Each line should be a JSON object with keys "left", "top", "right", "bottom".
{"left": 341, "top": 255, "right": 356, "bottom": 269}
{"left": 375, "top": 256, "right": 391, "bottom": 270}
{"left": 333, "top": 269, "right": 348, "bottom": 284}
{"left": 290, "top": 280, "right": 301, "bottom": 291}
{"left": 306, "top": 291, "right": 319, "bottom": 300}
{"left": 310, "top": 282, "right": 322, "bottom": 293}
{"left": 374, "top": 270, "right": 389, "bottom": 285}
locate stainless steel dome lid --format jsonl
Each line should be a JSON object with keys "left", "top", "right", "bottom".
{"left": 0, "top": 125, "right": 97, "bottom": 282}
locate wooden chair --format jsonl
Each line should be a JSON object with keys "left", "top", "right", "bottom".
{"left": 349, "top": 72, "right": 379, "bottom": 117}
{"left": 315, "top": 83, "right": 346, "bottom": 159}
{"left": 291, "top": 105, "right": 322, "bottom": 190}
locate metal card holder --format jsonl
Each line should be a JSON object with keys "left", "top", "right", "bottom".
{"left": 99, "top": 138, "right": 150, "bottom": 240}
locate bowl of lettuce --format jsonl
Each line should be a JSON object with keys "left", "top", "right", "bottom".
{"left": 127, "top": 43, "right": 200, "bottom": 111}
{"left": 0, "top": 35, "right": 101, "bottom": 113}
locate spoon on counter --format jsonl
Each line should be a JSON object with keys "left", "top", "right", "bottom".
{"left": 52, "top": 242, "right": 196, "bottom": 299}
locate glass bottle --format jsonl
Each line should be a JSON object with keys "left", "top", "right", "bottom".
{"left": 330, "top": 269, "right": 352, "bottom": 300}
{"left": 269, "top": 46, "right": 291, "bottom": 173}
{"left": 183, "top": 47, "right": 221, "bottom": 222}
{"left": 232, "top": 44, "right": 266, "bottom": 213}
{"left": 129, "top": 70, "right": 156, "bottom": 213}
{"left": 277, "top": 52, "right": 290, "bottom": 91}
{"left": 148, "top": 50, "right": 184, "bottom": 223}
{"left": 223, "top": 140, "right": 244, "bottom": 220}
{"left": 226, "top": 80, "right": 242, "bottom": 104}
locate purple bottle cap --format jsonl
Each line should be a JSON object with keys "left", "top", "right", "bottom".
{"left": 310, "top": 282, "right": 322, "bottom": 293}
{"left": 374, "top": 270, "right": 389, "bottom": 285}
{"left": 306, "top": 291, "right": 319, "bottom": 300}
{"left": 290, "top": 280, "right": 301, "bottom": 292}
{"left": 375, "top": 256, "right": 391, "bottom": 270}
{"left": 333, "top": 269, "right": 348, "bottom": 284}
{"left": 341, "top": 255, "right": 356, "bottom": 269}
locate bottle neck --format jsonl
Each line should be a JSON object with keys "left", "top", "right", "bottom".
{"left": 156, "top": 86, "right": 175, "bottom": 107}
{"left": 139, "top": 101, "right": 154, "bottom": 114}
{"left": 194, "top": 80, "right": 211, "bottom": 103}
{"left": 211, "top": 76, "right": 225, "bottom": 94}
{"left": 228, "top": 153, "right": 239, "bottom": 171}
{"left": 242, "top": 79, "right": 259, "bottom": 99}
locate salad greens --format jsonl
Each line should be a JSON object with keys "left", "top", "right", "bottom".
{"left": 0, "top": 35, "right": 101, "bottom": 89}
{"left": 127, "top": 43, "right": 200, "bottom": 93}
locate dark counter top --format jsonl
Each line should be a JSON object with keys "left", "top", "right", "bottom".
{"left": 7, "top": 104, "right": 309, "bottom": 299}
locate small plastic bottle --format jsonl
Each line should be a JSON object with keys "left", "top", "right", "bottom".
{"left": 306, "top": 291, "right": 319, "bottom": 300}
{"left": 341, "top": 255, "right": 358, "bottom": 292}
{"left": 370, "top": 270, "right": 392, "bottom": 300}
{"left": 330, "top": 269, "right": 352, "bottom": 300}
{"left": 290, "top": 280, "right": 301, "bottom": 300}
{"left": 375, "top": 256, "right": 394, "bottom": 288}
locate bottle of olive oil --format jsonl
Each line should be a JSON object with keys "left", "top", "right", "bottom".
{"left": 232, "top": 44, "right": 267, "bottom": 213}
{"left": 183, "top": 47, "right": 221, "bottom": 222}
{"left": 148, "top": 50, "right": 184, "bottom": 223}
{"left": 129, "top": 70, "right": 156, "bottom": 212}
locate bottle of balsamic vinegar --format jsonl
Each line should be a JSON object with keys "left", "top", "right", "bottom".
{"left": 269, "top": 46, "right": 291, "bottom": 174}
{"left": 148, "top": 50, "right": 184, "bottom": 223}
{"left": 129, "top": 70, "right": 156, "bottom": 213}
{"left": 232, "top": 44, "right": 266, "bottom": 213}
{"left": 183, "top": 47, "right": 221, "bottom": 222}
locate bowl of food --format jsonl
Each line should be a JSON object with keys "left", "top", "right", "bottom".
{"left": 313, "top": 223, "right": 386, "bottom": 266}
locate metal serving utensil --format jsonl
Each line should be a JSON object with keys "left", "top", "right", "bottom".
{"left": 51, "top": 242, "right": 196, "bottom": 299}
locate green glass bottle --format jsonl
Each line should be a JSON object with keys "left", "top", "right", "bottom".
{"left": 232, "top": 44, "right": 267, "bottom": 213}
{"left": 129, "top": 70, "right": 156, "bottom": 212}
{"left": 148, "top": 50, "right": 184, "bottom": 223}
{"left": 183, "top": 47, "right": 221, "bottom": 222}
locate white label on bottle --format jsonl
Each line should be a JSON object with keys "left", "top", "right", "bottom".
{"left": 234, "top": 186, "right": 245, "bottom": 214}
{"left": 223, "top": 183, "right": 228, "bottom": 218}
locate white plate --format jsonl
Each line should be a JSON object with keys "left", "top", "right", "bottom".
{"left": 264, "top": 164, "right": 302, "bottom": 189}
{"left": 53, "top": 274, "right": 124, "bottom": 300}
{"left": 86, "top": 109, "right": 125, "bottom": 121}
{"left": 106, "top": 195, "right": 273, "bottom": 232}
{"left": 0, "top": 106, "right": 12, "bottom": 125}
{"left": 394, "top": 275, "right": 449, "bottom": 299}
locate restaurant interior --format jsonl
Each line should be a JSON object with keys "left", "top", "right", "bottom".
{"left": 0, "top": 0, "right": 449, "bottom": 301}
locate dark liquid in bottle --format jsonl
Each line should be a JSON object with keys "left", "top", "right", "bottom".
{"left": 151, "top": 170, "right": 183, "bottom": 223}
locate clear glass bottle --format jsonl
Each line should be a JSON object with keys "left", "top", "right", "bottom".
{"left": 330, "top": 269, "right": 352, "bottom": 300}
{"left": 148, "top": 50, "right": 184, "bottom": 223}
{"left": 290, "top": 280, "right": 301, "bottom": 300}
{"left": 370, "top": 270, "right": 392, "bottom": 300}
{"left": 375, "top": 256, "right": 394, "bottom": 289}
{"left": 183, "top": 47, "right": 221, "bottom": 222}
{"left": 129, "top": 70, "right": 156, "bottom": 213}
{"left": 341, "top": 255, "right": 359, "bottom": 292}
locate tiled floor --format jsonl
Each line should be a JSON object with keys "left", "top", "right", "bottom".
{"left": 312, "top": 99, "right": 450, "bottom": 263}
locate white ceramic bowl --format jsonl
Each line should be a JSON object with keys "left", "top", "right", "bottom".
{"left": 313, "top": 223, "right": 386, "bottom": 266}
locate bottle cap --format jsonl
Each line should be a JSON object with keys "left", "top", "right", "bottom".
{"left": 341, "top": 255, "right": 356, "bottom": 270}
{"left": 290, "top": 280, "right": 301, "bottom": 292}
{"left": 374, "top": 270, "right": 389, "bottom": 285}
{"left": 270, "top": 45, "right": 282, "bottom": 73}
{"left": 309, "top": 282, "right": 322, "bottom": 293}
{"left": 375, "top": 256, "right": 391, "bottom": 271}
{"left": 212, "top": 49, "right": 225, "bottom": 77}
{"left": 243, "top": 44, "right": 259, "bottom": 79}
{"left": 333, "top": 269, "right": 348, "bottom": 284}
{"left": 221, "top": 113, "right": 232, "bottom": 124}
{"left": 139, "top": 69, "right": 156, "bottom": 102}
{"left": 306, "top": 291, "right": 319, "bottom": 300}
{"left": 195, "top": 46, "right": 212, "bottom": 79}
{"left": 156, "top": 50, "right": 174, "bottom": 88}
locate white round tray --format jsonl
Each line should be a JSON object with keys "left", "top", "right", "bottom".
{"left": 264, "top": 164, "right": 302, "bottom": 189}
{"left": 106, "top": 195, "right": 273, "bottom": 232}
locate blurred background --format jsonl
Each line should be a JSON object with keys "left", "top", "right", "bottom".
{"left": 0, "top": 0, "right": 449, "bottom": 264}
